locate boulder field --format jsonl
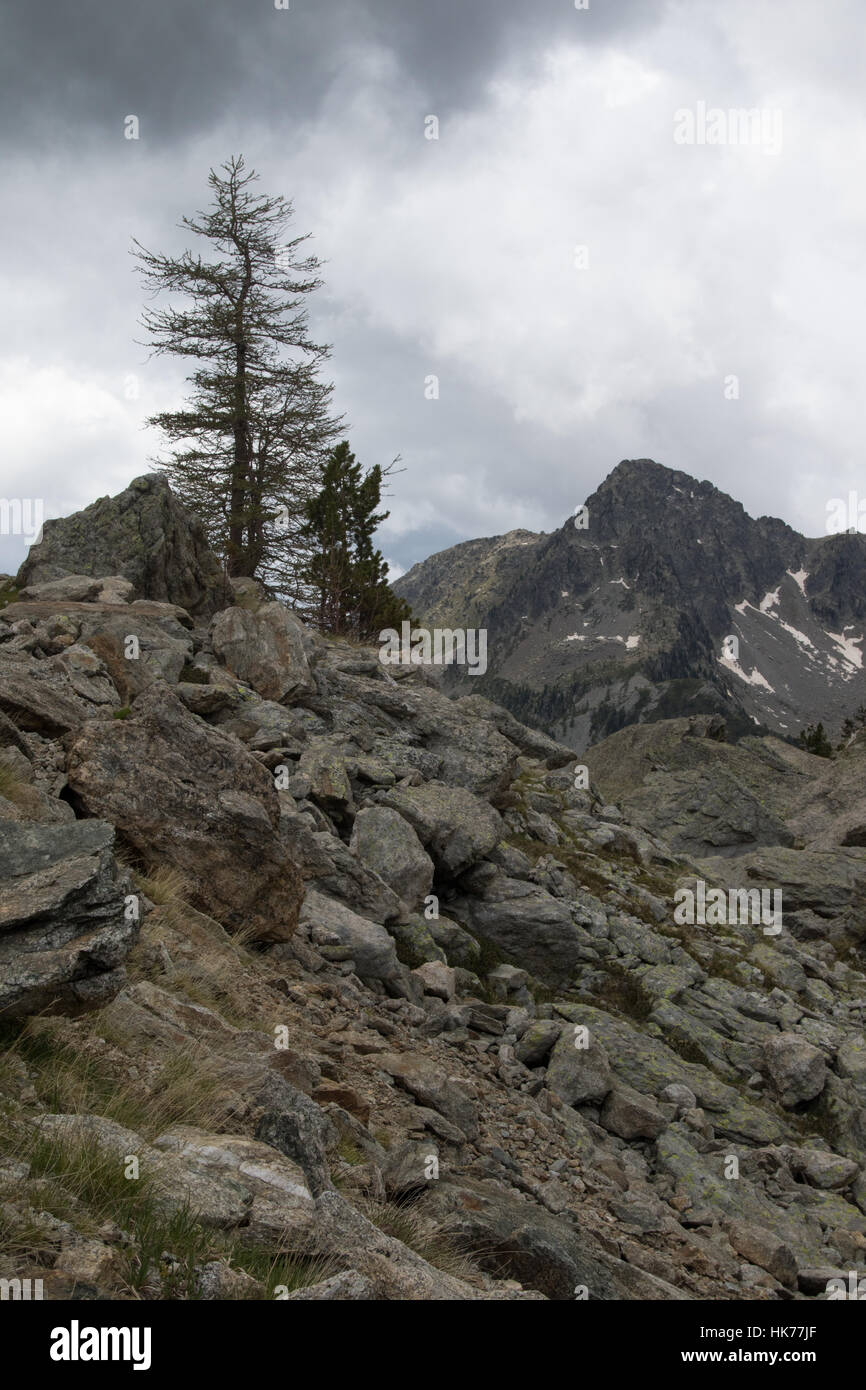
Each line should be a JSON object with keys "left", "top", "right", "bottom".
{"left": 1, "top": 476, "right": 865, "bottom": 1301}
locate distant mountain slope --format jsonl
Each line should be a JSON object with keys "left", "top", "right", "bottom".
{"left": 395, "top": 459, "right": 866, "bottom": 751}
{"left": 396, "top": 528, "right": 542, "bottom": 629}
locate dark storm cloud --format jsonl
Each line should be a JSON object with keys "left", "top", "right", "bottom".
{"left": 0, "top": 0, "right": 655, "bottom": 145}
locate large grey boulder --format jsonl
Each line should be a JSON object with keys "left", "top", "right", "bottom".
{"left": 66, "top": 684, "right": 304, "bottom": 942}
{"left": 299, "top": 890, "right": 402, "bottom": 987}
{"left": 0, "top": 820, "right": 137, "bottom": 1018}
{"left": 600, "top": 1084, "right": 667, "bottom": 1140}
{"left": 17, "top": 473, "right": 231, "bottom": 616}
{"left": 546, "top": 1025, "right": 614, "bottom": 1106}
{"left": 210, "top": 603, "right": 314, "bottom": 703}
{"left": 280, "top": 815, "right": 404, "bottom": 924}
{"left": 782, "top": 1146, "right": 859, "bottom": 1191}
{"left": 0, "top": 651, "right": 95, "bottom": 734}
{"left": 77, "top": 603, "right": 193, "bottom": 697}
{"left": 762, "top": 1033, "right": 827, "bottom": 1107}
{"left": 726, "top": 1220, "right": 798, "bottom": 1287}
{"left": 349, "top": 806, "right": 434, "bottom": 910}
{"left": 377, "top": 781, "right": 503, "bottom": 877}
{"left": 456, "top": 875, "right": 606, "bottom": 984}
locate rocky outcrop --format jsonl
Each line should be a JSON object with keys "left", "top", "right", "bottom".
{"left": 66, "top": 684, "right": 304, "bottom": 941}
{"left": 17, "top": 473, "right": 231, "bottom": 616}
{"left": 376, "top": 782, "right": 503, "bottom": 878}
{"left": 0, "top": 650, "right": 97, "bottom": 734}
{"left": 349, "top": 806, "right": 434, "bottom": 910}
{"left": 0, "top": 819, "right": 137, "bottom": 1017}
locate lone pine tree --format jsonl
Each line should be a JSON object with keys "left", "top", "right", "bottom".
{"left": 133, "top": 154, "right": 342, "bottom": 594}
{"left": 303, "top": 441, "right": 410, "bottom": 640}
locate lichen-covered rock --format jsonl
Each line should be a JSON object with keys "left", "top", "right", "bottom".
{"left": 376, "top": 781, "right": 503, "bottom": 877}
{"left": 298, "top": 738, "right": 354, "bottom": 815}
{"left": 762, "top": 1033, "right": 827, "bottom": 1108}
{"left": 515, "top": 1018, "right": 562, "bottom": 1067}
{"left": 17, "top": 474, "right": 231, "bottom": 616}
{"left": 385, "top": 914, "right": 447, "bottom": 967}
{"left": 545, "top": 1025, "right": 614, "bottom": 1106}
{"left": 349, "top": 806, "right": 434, "bottom": 910}
{"left": 600, "top": 1084, "right": 667, "bottom": 1140}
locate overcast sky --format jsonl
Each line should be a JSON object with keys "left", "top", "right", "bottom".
{"left": 1, "top": 0, "right": 864, "bottom": 578}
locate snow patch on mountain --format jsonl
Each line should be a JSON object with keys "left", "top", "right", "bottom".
{"left": 718, "top": 650, "right": 775, "bottom": 691}
{"left": 827, "top": 629, "right": 864, "bottom": 672}
{"left": 787, "top": 568, "right": 809, "bottom": 595}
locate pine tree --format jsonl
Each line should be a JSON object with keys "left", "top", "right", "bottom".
{"left": 798, "top": 722, "right": 833, "bottom": 758}
{"left": 133, "top": 155, "right": 342, "bottom": 595}
{"left": 303, "top": 441, "right": 411, "bottom": 640}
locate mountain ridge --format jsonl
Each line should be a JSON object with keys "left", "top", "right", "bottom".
{"left": 395, "top": 459, "right": 866, "bottom": 752}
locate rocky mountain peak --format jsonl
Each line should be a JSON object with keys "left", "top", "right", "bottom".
{"left": 397, "top": 459, "right": 866, "bottom": 752}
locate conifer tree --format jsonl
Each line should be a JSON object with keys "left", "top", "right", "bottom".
{"left": 303, "top": 441, "right": 410, "bottom": 639}
{"left": 133, "top": 155, "right": 342, "bottom": 594}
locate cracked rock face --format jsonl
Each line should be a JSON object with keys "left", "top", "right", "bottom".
{"left": 0, "top": 819, "right": 137, "bottom": 1017}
